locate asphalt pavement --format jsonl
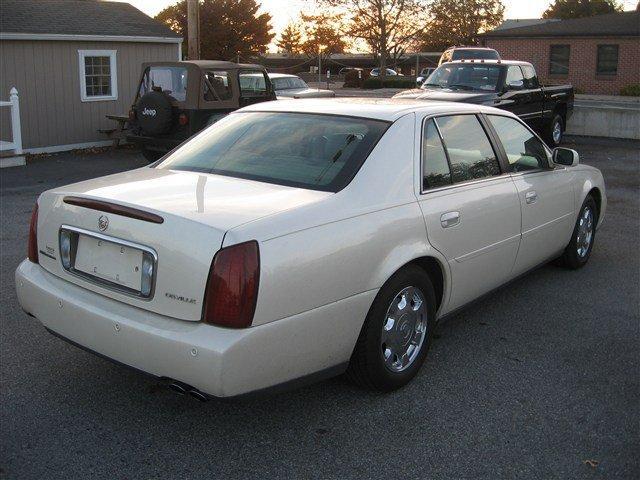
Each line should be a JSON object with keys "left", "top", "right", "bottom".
{"left": 1, "top": 139, "right": 638, "bottom": 479}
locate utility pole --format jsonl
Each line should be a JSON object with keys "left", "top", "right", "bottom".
{"left": 415, "top": 53, "right": 419, "bottom": 77}
{"left": 187, "top": 0, "right": 200, "bottom": 60}
{"left": 318, "top": 47, "right": 322, "bottom": 85}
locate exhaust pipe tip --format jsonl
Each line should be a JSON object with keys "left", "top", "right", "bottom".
{"left": 168, "top": 382, "right": 187, "bottom": 395}
{"left": 188, "top": 389, "right": 209, "bottom": 402}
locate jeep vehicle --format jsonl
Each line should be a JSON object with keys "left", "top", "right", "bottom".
{"left": 127, "top": 61, "right": 276, "bottom": 161}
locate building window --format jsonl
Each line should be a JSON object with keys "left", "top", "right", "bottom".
{"left": 78, "top": 50, "right": 117, "bottom": 102}
{"left": 596, "top": 45, "right": 619, "bottom": 75}
{"left": 549, "top": 45, "right": 570, "bottom": 75}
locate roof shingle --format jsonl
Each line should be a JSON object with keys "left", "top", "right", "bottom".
{"left": 0, "top": 0, "right": 181, "bottom": 38}
{"left": 483, "top": 11, "right": 639, "bottom": 38}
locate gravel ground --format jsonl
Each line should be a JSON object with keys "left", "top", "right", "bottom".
{"left": 1, "top": 139, "right": 638, "bottom": 479}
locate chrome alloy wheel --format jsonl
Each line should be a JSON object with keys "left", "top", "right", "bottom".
{"left": 552, "top": 120, "right": 562, "bottom": 144}
{"left": 576, "top": 207, "right": 594, "bottom": 258}
{"left": 380, "top": 286, "right": 428, "bottom": 373}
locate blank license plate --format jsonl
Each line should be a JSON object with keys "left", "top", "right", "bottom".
{"left": 74, "top": 235, "right": 143, "bottom": 291}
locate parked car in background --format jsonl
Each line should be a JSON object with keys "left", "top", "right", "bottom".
{"left": 17, "top": 98, "right": 605, "bottom": 399}
{"left": 370, "top": 68, "right": 403, "bottom": 77}
{"left": 394, "top": 60, "right": 573, "bottom": 146}
{"left": 339, "top": 67, "right": 363, "bottom": 76}
{"left": 416, "top": 67, "right": 436, "bottom": 86}
{"left": 268, "top": 73, "right": 335, "bottom": 99}
{"left": 438, "top": 46, "right": 500, "bottom": 65}
{"left": 126, "top": 61, "right": 275, "bottom": 162}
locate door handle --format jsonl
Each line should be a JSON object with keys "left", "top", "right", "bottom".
{"left": 440, "top": 211, "right": 460, "bottom": 228}
{"left": 525, "top": 191, "right": 538, "bottom": 204}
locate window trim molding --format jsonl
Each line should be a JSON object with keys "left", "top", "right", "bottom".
{"left": 78, "top": 49, "right": 118, "bottom": 102}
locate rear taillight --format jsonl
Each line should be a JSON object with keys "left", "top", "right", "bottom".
{"left": 128, "top": 109, "right": 136, "bottom": 121}
{"left": 203, "top": 241, "right": 259, "bottom": 328}
{"left": 28, "top": 202, "right": 38, "bottom": 263}
{"left": 178, "top": 113, "right": 189, "bottom": 126}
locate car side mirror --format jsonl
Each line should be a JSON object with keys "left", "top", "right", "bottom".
{"left": 507, "top": 80, "right": 524, "bottom": 90}
{"left": 553, "top": 147, "right": 579, "bottom": 167}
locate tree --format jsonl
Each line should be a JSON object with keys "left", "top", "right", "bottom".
{"left": 320, "top": 0, "right": 428, "bottom": 79}
{"left": 420, "top": 0, "right": 505, "bottom": 52}
{"left": 542, "top": 0, "right": 623, "bottom": 19}
{"left": 276, "top": 22, "right": 304, "bottom": 55}
{"left": 299, "top": 12, "right": 348, "bottom": 61}
{"left": 156, "top": 0, "right": 274, "bottom": 60}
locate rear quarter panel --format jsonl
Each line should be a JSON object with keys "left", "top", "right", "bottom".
{"left": 225, "top": 114, "right": 447, "bottom": 327}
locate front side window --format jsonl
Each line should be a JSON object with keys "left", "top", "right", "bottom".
{"left": 239, "top": 71, "right": 268, "bottom": 97}
{"left": 550, "top": 45, "right": 570, "bottom": 75}
{"left": 522, "top": 65, "right": 540, "bottom": 89}
{"left": 157, "top": 112, "right": 389, "bottom": 192}
{"left": 422, "top": 119, "right": 451, "bottom": 189}
{"left": 204, "top": 70, "right": 232, "bottom": 101}
{"left": 139, "top": 66, "right": 188, "bottom": 102}
{"left": 597, "top": 45, "right": 619, "bottom": 75}
{"left": 78, "top": 50, "right": 117, "bottom": 102}
{"left": 433, "top": 115, "right": 501, "bottom": 184}
{"left": 488, "top": 115, "right": 550, "bottom": 172}
{"left": 505, "top": 66, "right": 525, "bottom": 87}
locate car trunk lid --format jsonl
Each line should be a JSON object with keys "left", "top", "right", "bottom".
{"left": 36, "top": 167, "right": 331, "bottom": 321}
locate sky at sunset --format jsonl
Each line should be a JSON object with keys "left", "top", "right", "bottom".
{"left": 113, "top": 0, "right": 638, "bottom": 50}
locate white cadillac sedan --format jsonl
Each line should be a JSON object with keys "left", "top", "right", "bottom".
{"left": 16, "top": 99, "right": 606, "bottom": 399}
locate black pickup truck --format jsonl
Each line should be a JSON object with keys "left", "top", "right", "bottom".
{"left": 394, "top": 60, "right": 573, "bottom": 146}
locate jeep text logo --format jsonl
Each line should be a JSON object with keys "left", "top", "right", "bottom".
{"left": 142, "top": 108, "right": 156, "bottom": 117}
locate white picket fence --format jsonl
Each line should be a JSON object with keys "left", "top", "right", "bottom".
{"left": 0, "top": 87, "right": 23, "bottom": 155}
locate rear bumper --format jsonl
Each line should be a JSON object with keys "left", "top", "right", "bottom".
{"left": 15, "top": 260, "right": 372, "bottom": 397}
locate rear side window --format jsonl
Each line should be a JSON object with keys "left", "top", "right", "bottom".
{"left": 488, "top": 115, "right": 550, "bottom": 172}
{"left": 157, "top": 112, "right": 389, "bottom": 192}
{"left": 422, "top": 119, "right": 451, "bottom": 189}
{"left": 204, "top": 70, "right": 232, "bottom": 101}
{"left": 434, "top": 115, "right": 501, "bottom": 184}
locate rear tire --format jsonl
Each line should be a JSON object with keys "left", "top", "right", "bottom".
{"left": 556, "top": 195, "right": 597, "bottom": 269}
{"left": 347, "top": 265, "right": 436, "bottom": 392}
{"left": 546, "top": 113, "right": 564, "bottom": 147}
{"left": 141, "top": 147, "right": 163, "bottom": 163}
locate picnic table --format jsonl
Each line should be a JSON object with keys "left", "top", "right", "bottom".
{"left": 100, "top": 113, "right": 129, "bottom": 148}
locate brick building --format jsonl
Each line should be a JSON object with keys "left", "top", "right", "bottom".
{"left": 481, "top": 11, "right": 639, "bottom": 95}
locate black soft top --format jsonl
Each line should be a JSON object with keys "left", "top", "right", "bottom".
{"left": 141, "top": 60, "right": 265, "bottom": 71}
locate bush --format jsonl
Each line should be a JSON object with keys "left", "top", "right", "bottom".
{"left": 362, "top": 76, "right": 416, "bottom": 89}
{"left": 343, "top": 69, "right": 370, "bottom": 88}
{"left": 620, "top": 84, "right": 640, "bottom": 97}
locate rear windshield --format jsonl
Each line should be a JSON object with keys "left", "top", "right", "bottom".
{"left": 156, "top": 112, "right": 389, "bottom": 191}
{"left": 451, "top": 49, "right": 499, "bottom": 61}
{"left": 139, "top": 66, "right": 188, "bottom": 102}
{"left": 272, "top": 77, "right": 308, "bottom": 90}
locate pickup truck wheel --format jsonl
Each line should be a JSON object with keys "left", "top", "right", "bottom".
{"left": 141, "top": 148, "right": 163, "bottom": 163}
{"left": 347, "top": 265, "right": 436, "bottom": 391}
{"left": 546, "top": 114, "right": 564, "bottom": 147}
{"left": 556, "top": 195, "right": 597, "bottom": 269}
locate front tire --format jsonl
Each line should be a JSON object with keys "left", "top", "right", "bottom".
{"left": 557, "top": 195, "right": 597, "bottom": 269}
{"left": 347, "top": 265, "right": 436, "bottom": 391}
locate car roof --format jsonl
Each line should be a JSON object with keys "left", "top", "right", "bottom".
{"left": 443, "top": 59, "right": 532, "bottom": 67}
{"left": 237, "top": 97, "right": 512, "bottom": 122}
{"left": 268, "top": 73, "right": 300, "bottom": 78}
{"left": 445, "top": 46, "right": 497, "bottom": 51}
{"left": 141, "top": 60, "right": 264, "bottom": 70}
